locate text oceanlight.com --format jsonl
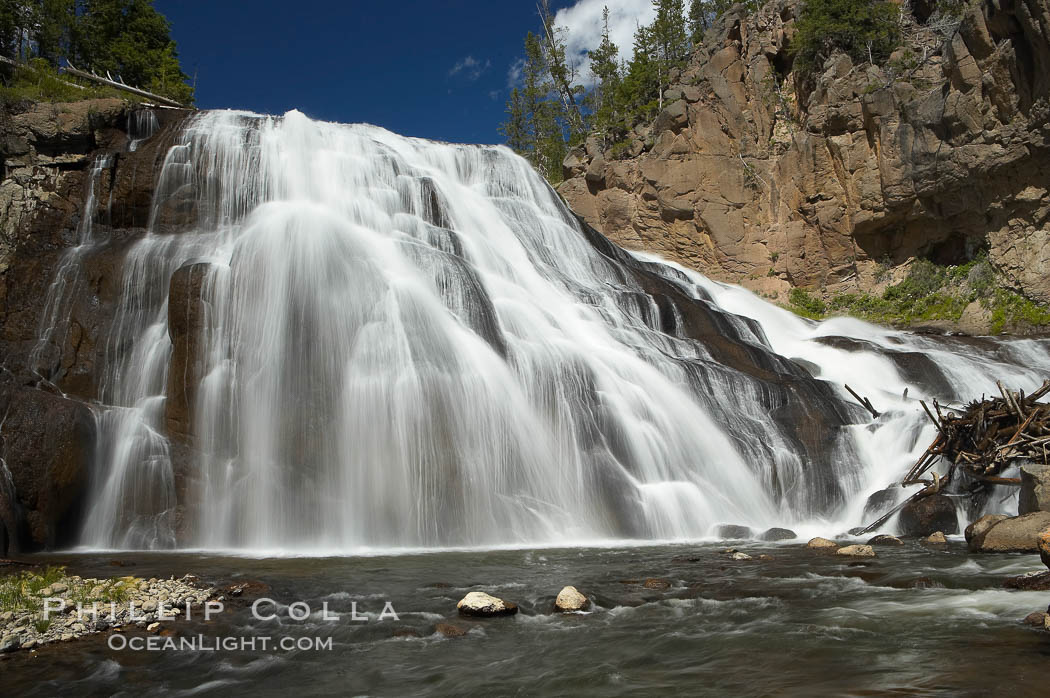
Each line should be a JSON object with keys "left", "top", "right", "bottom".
{"left": 108, "top": 634, "right": 334, "bottom": 652}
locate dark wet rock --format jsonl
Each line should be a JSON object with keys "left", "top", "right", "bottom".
{"left": 456, "top": 592, "right": 518, "bottom": 617}
{"left": 221, "top": 580, "right": 270, "bottom": 600}
{"left": 1003, "top": 571, "right": 1050, "bottom": 591}
{"left": 758, "top": 527, "right": 796, "bottom": 541}
{"left": 903, "top": 576, "right": 943, "bottom": 589}
{"left": 863, "top": 487, "right": 900, "bottom": 522}
{"left": 392, "top": 628, "right": 422, "bottom": 638}
{"left": 716, "top": 524, "right": 752, "bottom": 539}
{"left": 867, "top": 535, "right": 904, "bottom": 546}
{"left": 1020, "top": 463, "right": 1050, "bottom": 515}
{"left": 899, "top": 494, "right": 959, "bottom": 537}
{"left": 970, "top": 512, "right": 1050, "bottom": 553}
{"left": 165, "top": 262, "right": 217, "bottom": 439}
{"left": 671, "top": 554, "right": 703, "bottom": 563}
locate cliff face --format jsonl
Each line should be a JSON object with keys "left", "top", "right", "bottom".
{"left": 0, "top": 99, "right": 189, "bottom": 552}
{"left": 558, "top": 0, "right": 1050, "bottom": 329}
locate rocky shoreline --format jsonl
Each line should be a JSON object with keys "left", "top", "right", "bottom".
{"left": 0, "top": 565, "right": 217, "bottom": 653}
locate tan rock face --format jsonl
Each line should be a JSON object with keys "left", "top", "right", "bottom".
{"left": 557, "top": 0, "right": 1050, "bottom": 326}
{"left": 971, "top": 512, "right": 1050, "bottom": 553}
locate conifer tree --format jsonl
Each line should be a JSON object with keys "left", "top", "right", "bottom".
{"left": 587, "top": 6, "right": 620, "bottom": 147}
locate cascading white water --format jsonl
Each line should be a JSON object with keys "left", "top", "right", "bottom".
{"left": 35, "top": 109, "right": 1050, "bottom": 552}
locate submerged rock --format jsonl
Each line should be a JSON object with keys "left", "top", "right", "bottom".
{"left": 867, "top": 534, "right": 903, "bottom": 546}
{"left": 643, "top": 578, "right": 671, "bottom": 590}
{"left": 456, "top": 591, "right": 518, "bottom": 617}
{"left": 970, "top": 512, "right": 1050, "bottom": 553}
{"left": 758, "top": 527, "right": 796, "bottom": 541}
{"left": 1003, "top": 571, "right": 1050, "bottom": 591}
{"left": 554, "top": 586, "right": 590, "bottom": 612}
{"left": 1020, "top": 463, "right": 1050, "bottom": 514}
{"left": 435, "top": 622, "right": 468, "bottom": 638}
{"left": 836, "top": 545, "right": 875, "bottom": 557}
{"left": 806, "top": 537, "right": 838, "bottom": 549}
{"left": 899, "top": 494, "right": 959, "bottom": 536}
{"left": 716, "top": 524, "right": 753, "bottom": 539}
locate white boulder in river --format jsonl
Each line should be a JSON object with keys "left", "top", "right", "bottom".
{"left": 554, "top": 586, "right": 590, "bottom": 612}
{"left": 457, "top": 591, "right": 518, "bottom": 617}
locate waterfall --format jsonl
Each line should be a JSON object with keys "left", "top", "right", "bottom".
{"left": 36, "top": 109, "right": 1050, "bottom": 552}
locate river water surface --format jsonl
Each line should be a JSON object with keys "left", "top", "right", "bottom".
{"left": 3, "top": 541, "right": 1049, "bottom": 696}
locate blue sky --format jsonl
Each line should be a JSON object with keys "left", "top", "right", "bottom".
{"left": 154, "top": 0, "right": 655, "bottom": 144}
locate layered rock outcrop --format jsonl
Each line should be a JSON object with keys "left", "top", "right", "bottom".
{"left": 558, "top": 0, "right": 1050, "bottom": 324}
{"left": 0, "top": 99, "right": 191, "bottom": 552}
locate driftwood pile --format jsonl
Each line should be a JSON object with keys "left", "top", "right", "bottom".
{"left": 903, "top": 379, "right": 1050, "bottom": 486}
{"left": 854, "top": 379, "right": 1050, "bottom": 535}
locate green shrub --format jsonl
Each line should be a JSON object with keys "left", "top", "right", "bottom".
{"left": 792, "top": 0, "right": 902, "bottom": 80}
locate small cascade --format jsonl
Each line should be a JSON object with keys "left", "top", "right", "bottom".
{"left": 128, "top": 108, "right": 159, "bottom": 152}
{"left": 32, "top": 109, "right": 1050, "bottom": 553}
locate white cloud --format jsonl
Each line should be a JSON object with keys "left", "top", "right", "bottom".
{"left": 448, "top": 55, "right": 491, "bottom": 81}
{"left": 554, "top": 0, "right": 656, "bottom": 87}
{"left": 506, "top": 57, "right": 524, "bottom": 88}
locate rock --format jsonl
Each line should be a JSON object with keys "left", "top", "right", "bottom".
{"left": 1045, "top": 614, "right": 1050, "bottom": 632}
{"left": 971, "top": 512, "right": 1050, "bottom": 553}
{"left": 1039, "top": 531, "right": 1050, "bottom": 569}
{"left": 925, "top": 531, "right": 947, "bottom": 544}
{"left": 730, "top": 552, "right": 753, "bottom": 561}
{"left": 716, "top": 524, "right": 752, "bottom": 539}
{"left": 836, "top": 545, "right": 876, "bottom": 557}
{"left": 585, "top": 154, "right": 606, "bottom": 184}
{"left": 554, "top": 586, "right": 590, "bottom": 612}
{"left": 965, "top": 514, "right": 1008, "bottom": 549}
{"left": 642, "top": 578, "right": 671, "bottom": 590}
{"left": 0, "top": 633, "right": 20, "bottom": 653}
{"left": 758, "top": 527, "right": 796, "bottom": 541}
{"left": 899, "top": 494, "right": 959, "bottom": 536}
{"left": 902, "top": 576, "right": 942, "bottom": 589}
{"left": 142, "top": 600, "right": 158, "bottom": 612}
{"left": 863, "top": 488, "right": 899, "bottom": 521}
{"left": 1022, "top": 611, "right": 1048, "bottom": 626}
{"left": 146, "top": 622, "right": 160, "bottom": 632}
{"left": 867, "top": 534, "right": 903, "bottom": 546}
{"left": 456, "top": 591, "right": 518, "bottom": 617}
{"left": 1003, "top": 571, "right": 1050, "bottom": 591}
{"left": 806, "top": 537, "right": 838, "bottom": 549}
{"left": 434, "top": 622, "right": 467, "bottom": 638}
{"left": 1020, "top": 463, "right": 1050, "bottom": 514}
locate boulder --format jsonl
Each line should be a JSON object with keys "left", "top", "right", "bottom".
{"left": 554, "top": 586, "right": 590, "bottom": 612}
{"left": 836, "top": 545, "right": 875, "bottom": 557}
{"left": 1038, "top": 530, "right": 1050, "bottom": 569}
{"left": 585, "top": 154, "right": 606, "bottom": 184}
{"left": 898, "top": 494, "right": 959, "bottom": 536}
{"left": 758, "top": 527, "right": 797, "bottom": 541}
{"left": 867, "top": 534, "right": 903, "bottom": 546}
{"left": 965, "top": 514, "right": 1008, "bottom": 549}
{"left": 970, "top": 512, "right": 1050, "bottom": 553}
{"left": 925, "top": 531, "right": 947, "bottom": 544}
{"left": 643, "top": 578, "right": 671, "bottom": 590}
{"left": 807, "top": 537, "right": 838, "bottom": 549}
{"left": 1003, "top": 571, "right": 1050, "bottom": 591}
{"left": 716, "top": 524, "right": 752, "bottom": 539}
{"left": 1020, "top": 463, "right": 1050, "bottom": 514}
{"left": 730, "top": 552, "right": 753, "bottom": 561}
{"left": 456, "top": 591, "right": 518, "bottom": 617}
{"left": 863, "top": 488, "right": 899, "bottom": 521}
{"left": 1022, "top": 612, "right": 1048, "bottom": 626}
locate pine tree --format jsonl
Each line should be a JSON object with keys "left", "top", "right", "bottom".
{"left": 649, "top": 0, "right": 690, "bottom": 109}
{"left": 538, "top": 0, "right": 585, "bottom": 143}
{"left": 588, "top": 6, "right": 620, "bottom": 147}
{"left": 687, "top": 0, "right": 707, "bottom": 44}
{"left": 500, "top": 87, "right": 529, "bottom": 154}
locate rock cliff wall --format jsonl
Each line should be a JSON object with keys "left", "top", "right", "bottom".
{"left": 0, "top": 99, "right": 189, "bottom": 553}
{"left": 558, "top": 0, "right": 1050, "bottom": 331}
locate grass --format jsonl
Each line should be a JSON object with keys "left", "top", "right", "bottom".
{"left": 784, "top": 253, "right": 1050, "bottom": 333}
{"left": 0, "top": 566, "right": 138, "bottom": 613}
{"left": 0, "top": 58, "right": 142, "bottom": 107}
